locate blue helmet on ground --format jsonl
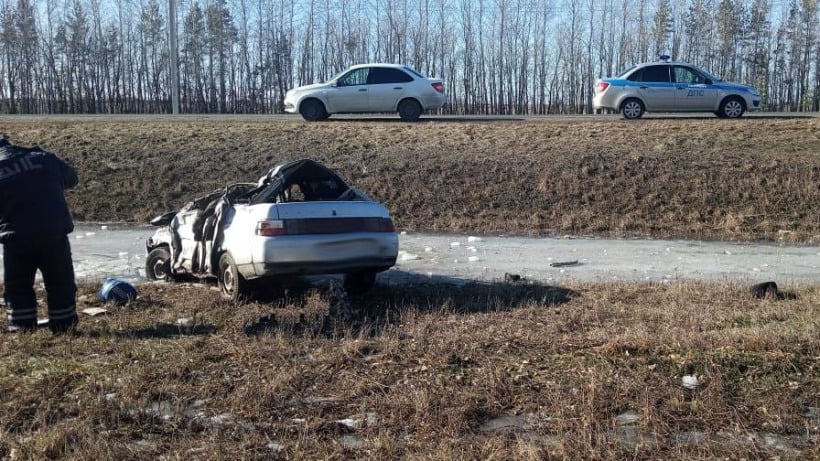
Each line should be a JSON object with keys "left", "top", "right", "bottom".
{"left": 99, "top": 278, "right": 137, "bottom": 305}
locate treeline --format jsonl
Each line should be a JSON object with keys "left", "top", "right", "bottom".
{"left": 0, "top": 0, "right": 818, "bottom": 115}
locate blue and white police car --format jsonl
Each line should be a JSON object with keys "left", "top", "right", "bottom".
{"left": 593, "top": 55, "right": 761, "bottom": 119}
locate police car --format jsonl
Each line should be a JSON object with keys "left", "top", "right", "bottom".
{"left": 593, "top": 55, "right": 761, "bottom": 119}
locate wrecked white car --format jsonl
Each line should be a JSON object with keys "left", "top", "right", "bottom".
{"left": 144, "top": 159, "right": 399, "bottom": 300}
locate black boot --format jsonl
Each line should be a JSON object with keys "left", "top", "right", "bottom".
{"left": 49, "top": 315, "right": 79, "bottom": 335}
{"left": 6, "top": 321, "right": 36, "bottom": 333}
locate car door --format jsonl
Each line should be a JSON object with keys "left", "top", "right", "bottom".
{"left": 325, "top": 68, "right": 371, "bottom": 113}
{"left": 672, "top": 65, "right": 719, "bottom": 111}
{"left": 631, "top": 64, "right": 674, "bottom": 111}
{"left": 366, "top": 67, "right": 414, "bottom": 111}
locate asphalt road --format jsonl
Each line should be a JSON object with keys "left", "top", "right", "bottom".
{"left": 2, "top": 225, "right": 817, "bottom": 287}
{"left": 0, "top": 111, "right": 816, "bottom": 123}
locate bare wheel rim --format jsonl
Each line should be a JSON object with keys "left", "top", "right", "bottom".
{"left": 152, "top": 259, "right": 168, "bottom": 279}
{"left": 222, "top": 266, "right": 235, "bottom": 293}
{"left": 623, "top": 101, "right": 642, "bottom": 119}
{"left": 724, "top": 100, "right": 743, "bottom": 118}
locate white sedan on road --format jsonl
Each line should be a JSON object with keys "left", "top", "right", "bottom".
{"left": 284, "top": 63, "right": 447, "bottom": 121}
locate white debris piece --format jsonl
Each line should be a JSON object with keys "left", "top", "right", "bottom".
{"left": 118, "top": 251, "right": 129, "bottom": 258}
{"left": 468, "top": 256, "right": 480, "bottom": 262}
{"left": 424, "top": 246, "right": 433, "bottom": 252}
{"left": 682, "top": 375, "right": 699, "bottom": 389}
{"left": 85, "top": 232, "right": 96, "bottom": 237}
{"left": 266, "top": 442, "right": 284, "bottom": 452}
{"left": 82, "top": 307, "right": 108, "bottom": 316}
{"left": 467, "top": 236, "right": 482, "bottom": 242}
{"left": 100, "top": 225, "right": 109, "bottom": 230}
{"left": 615, "top": 410, "right": 639, "bottom": 426}
{"left": 400, "top": 231, "right": 407, "bottom": 235}
{"left": 450, "top": 241, "right": 461, "bottom": 247}
{"left": 177, "top": 318, "right": 193, "bottom": 327}
{"left": 398, "top": 251, "right": 420, "bottom": 261}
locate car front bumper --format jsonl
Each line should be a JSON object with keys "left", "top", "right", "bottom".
{"left": 283, "top": 94, "right": 298, "bottom": 113}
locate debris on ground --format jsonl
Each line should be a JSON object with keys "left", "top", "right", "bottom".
{"left": 504, "top": 273, "right": 522, "bottom": 282}
{"left": 550, "top": 260, "right": 579, "bottom": 268}
{"left": 81, "top": 307, "right": 109, "bottom": 316}
{"left": 749, "top": 281, "right": 798, "bottom": 300}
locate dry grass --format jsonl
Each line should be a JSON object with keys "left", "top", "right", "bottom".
{"left": 0, "top": 279, "right": 817, "bottom": 459}
{"left": 1, "top": 116, "right": 819, "bottom": 242}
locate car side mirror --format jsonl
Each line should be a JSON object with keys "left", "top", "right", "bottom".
{"left": 330, "top": 81, "right": 338, "bottom": 87}
{"left": 704, "top": 78, "right": 712, "bottom": 85}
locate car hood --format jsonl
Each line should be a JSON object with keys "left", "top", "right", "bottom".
{"left": 288, "top": 82, "right": 330, "bottom": 94}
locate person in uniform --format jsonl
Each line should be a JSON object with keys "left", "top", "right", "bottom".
{"left": 0, "top": 136, "right": 79, "bottom": 333}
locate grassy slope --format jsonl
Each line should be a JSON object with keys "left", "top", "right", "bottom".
{"left": 1, "top": 116, "right": 819, "bottom": 242}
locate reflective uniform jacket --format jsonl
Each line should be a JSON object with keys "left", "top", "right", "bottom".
{"left": 0, "top": 140, "right": 78, "bottom": 243}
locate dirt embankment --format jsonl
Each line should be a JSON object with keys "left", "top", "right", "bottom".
{"left": 2, "top": 116, "right": 819, "bottom": 242}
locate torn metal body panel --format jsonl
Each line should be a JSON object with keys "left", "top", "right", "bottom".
{"left": 145, "top": 159, "right": 399, "bottom": 299}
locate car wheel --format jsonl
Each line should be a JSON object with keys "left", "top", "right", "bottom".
{"left": 343, "top": 271, "right": 377, "bottom": 295}
{"left": 719, "top": 97, "right": 745, "bottom": 118}
{"left": 145, "top": 247, "right": 171, "bottom": 281}
{"left": 620, "top": 98, "right": 644, "bottom": 119}
{"left": 398, "top": 99, "right": 422, "bottom": 122}
{"left": 299, "top": 98, "right": 327, "bottom": 121}
{"left": 219, "top": 252, "right": 249, "bottom": 301}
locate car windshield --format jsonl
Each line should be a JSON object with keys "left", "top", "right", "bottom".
{"left": 698, "top": 68, "right": 721, "bottom": 82}
{"left": 329, "top": 68, "right": 352, "bottom": 82}
{"left": 616, "top": 65, "right": 637, "bottom": 78}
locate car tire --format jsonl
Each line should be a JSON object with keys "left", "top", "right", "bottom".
{"left": 719, "top": 97, "right": 745, "bottom": 118}
{"left": 398, "top": 99, "right": 422, "bottom": 122}
{"left": 299, "top": 98, "right": 327, "bottom": 121}
{"left": 145, "top": 247, "right": 172, "bottom": 281}
{"left": 343, "top": 271, "right": 377, "bottom": 295}
{"left": 620, "top": 98, "right": 644, "bottom": 120}
{"left": 219, "top": 252, "right": 249, "bottom": 302}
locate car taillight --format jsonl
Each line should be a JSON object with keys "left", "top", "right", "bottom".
{"left": 431, "top": 82, "right": 444, "bottom": 93}
{"left": 596, "top": 81, "right": 610, "bottom": 93}
{"left": 379, "top": 218, "right": 395, "bottom": 233}
{"left": 256, "top": 220, "right": 286, "bottom": 236}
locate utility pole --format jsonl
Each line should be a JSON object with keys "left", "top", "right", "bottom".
{"left": 169, "top": 0, "right": 180, "bottom": 114}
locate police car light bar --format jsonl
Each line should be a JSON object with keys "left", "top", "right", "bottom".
{"left": 658, "top": 54, "right": 671, "bottom": 62}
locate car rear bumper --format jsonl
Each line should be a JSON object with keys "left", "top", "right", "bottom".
{"left": 593, "top": 91, "right": 621, "bottom": 111}
{"left": 250, "top": 256, "right": 397, "bottom": 277}
{"left": 242, "top": 233, "right": 399, "bottom": 278}
{"left": 421, "top": 93, "right": 447, "bottom": 110}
